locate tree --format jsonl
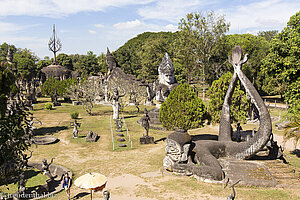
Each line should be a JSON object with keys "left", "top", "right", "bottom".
{"left": 210, "top": 34, "right": 270, "bottom": 91}
{"left": 159, "top": 83, "right": 206, "bottom": 130}
{"left": 258, "top": 30, "right": 278, "bottom": 42}
{"left": 114, "top": 32, "right": 176, "bottom": 80}
{"left": 137, "top": 36, "right": 171, "bottom": 82}
{"left": 0, "top": 65, "right": 30, "bottom": 184}
{"left": 261, "top": 11, "right": 300, "bottom": 97}
{"left": 13, "top": 48, "right": 38, "bottom": 81}
{"left": 41, "top": 77, "right": 76, "bottom": 103}
{"left": 56, "top": 53, "right": 73, "bottom": 70}
{"left": 207, "top": 72, "right": 249, "bottom": 124}
{"left": 177, "top": 11, "right": 230, "bottom": 98}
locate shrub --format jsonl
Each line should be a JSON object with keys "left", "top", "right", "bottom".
{"left": 44, "top": 103, "right": 52, "bottom": 110}
{"left": 70, "top": 111, "right": 79, "bottom": 119}
{"left": 207, "top": 72, "right": 249, "bottom": 124}
{"left": 159, "top": 83, "right": 206, "bottom": 130}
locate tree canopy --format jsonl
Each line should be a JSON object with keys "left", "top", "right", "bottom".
{"left": 159, "top": 83, "right": 206, "bottom": 130}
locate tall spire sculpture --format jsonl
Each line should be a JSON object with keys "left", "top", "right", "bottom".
{"left": 48, "top": 24, "right": 62, "bottom": 64}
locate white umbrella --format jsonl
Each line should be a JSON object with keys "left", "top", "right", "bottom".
{"left": 74, "top": 173, "right": 107, "bottom": 200}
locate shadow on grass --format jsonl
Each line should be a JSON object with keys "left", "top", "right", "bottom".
{"left": 154, "top": 137, "right": 166, "bottom": 144}
{"left": 123, "top": 115, "right": 138, "bottom": 119}
{"left": 34, "top": 126, "right": 68, "bottom": 136}
{"left": 191, "top": 134, "right": 218, "bottom": 141}
{"left": 72, "top": 192, "right": 90, "bottom": 199}
{"left": 291, "top": 149, "right": 300, "bottom": 158}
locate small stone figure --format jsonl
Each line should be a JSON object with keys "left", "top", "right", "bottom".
{"left": 226, "top": 180, "right": 240, "bottom": 200}
{"left": 139, "top": 109, "right": 154, "bottom": 144}
{"left": 103, "top": 190, "right": 110, "bottom": 200}
{"left": 236, "top": 122, "right": 242, "bottom": 142}
{"left": 27, "top": 116, "right": 42, "bottom": 135}
{"left": 115, "top": 119, "right": 122, "bottom": 132}
{"left": 140, "top": 108, "right": 150, "bottom": 137}
{"left": 21, "top": 150, "right": 32, "bottom": 169}
{"left": 86, "top": 131, "right": 98, "bottom": 142}
{"left": 42, "top": 158, "right": 54, "bottom": 177}
{"left": 266, "top": 134, "right": 286, "bottom": 163}
{"left": 70, "top": 119, "right": 81, "bottom": 138}
{"left": 18, "top": 172, "right": 26, "bottom": 193}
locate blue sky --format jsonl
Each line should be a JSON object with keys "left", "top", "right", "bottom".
{"left": 0, "top": 0, "right": 299, "bottom": 60}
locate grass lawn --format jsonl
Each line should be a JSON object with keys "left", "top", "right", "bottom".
{"left": 2, "top": 97, "right": 299, "bottom": 200}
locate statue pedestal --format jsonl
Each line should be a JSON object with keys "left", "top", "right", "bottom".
{"left": 140, "top": 136, "right": 154, "bottom": 144}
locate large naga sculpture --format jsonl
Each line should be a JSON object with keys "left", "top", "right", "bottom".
{"left": 163, "top": 46, "right": 272, "bottom": 180}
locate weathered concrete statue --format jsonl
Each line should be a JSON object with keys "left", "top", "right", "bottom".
{"left": 140, "top": 108, "right": 150, "bottom": 136}
{"left": 21, "top": 151, "right": 32, "bottom": 169}
{"left": 111, "top": 87, "right": 125, "bottom": 120}
{"left": 139, "top": 108, "right": 154, "bottom": 144}
{"left": 163, "top": 46, "right": 272, "bottom": 180}
{"left": 155, "top": 53, "right": 178, "bottom": 103}
{"left": 71, "top": 119, "right": 80, "bottom": 138}
{"left": 42, "top": 158, "right": 54, "bottom": 178}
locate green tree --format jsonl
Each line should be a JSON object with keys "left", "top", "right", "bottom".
{"left": 159, "top": 83, "right": 206, "bottom": 130}
{"left": 207, "top": 72, "right": 249, "bottom": 123}
{"left": 261, "top": 11, "right": 300, "bottom": 97}
{"left": 13, "top": 48, "right": 38, "bottom": 81}
{"left": 0, "top": 43, "right": 17, "bottom": 64}
{"left": 137, "top": 36, "right": 171, "bottom": 81}
{"left": 114, "top": 32, "right": 176, "bottom": 79}
{"left": 56, "top": 53, "right": 73, "bottom": 70}
{"left": 258, "top": 30, "right": 278, "bottom": 42}
{"left": 0, "top": 65, "right": 30, "bottom": 184}
{"left": 211, "top": 34, "right": 270, "bottom": 91}
{"left": 177, "top": 11, "right": 230, "bottom": 97}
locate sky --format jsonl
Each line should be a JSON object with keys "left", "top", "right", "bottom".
{"left": 0, "top": 0, "right": 299, "bottom": 60}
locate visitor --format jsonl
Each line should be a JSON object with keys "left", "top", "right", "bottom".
{"left": 62, "top": 172, "right": 71, "bottom": 200}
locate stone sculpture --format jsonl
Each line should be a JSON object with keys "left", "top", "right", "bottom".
{"left": 103, "top": 190, "right": 110, "bottom": 200}
{"left": 115, "top": 119, "right": 123, "bottom": 132}
{"left": 155, "top": 53, "right": 178, "bottom": 103}
{"left": 70, "top": 119, "right": 80, "bottom": 138}
{"left": 111, "top": 87, "right": 125, "bottom": 120}
{"left": 27, "top": 116, "right": 42, "bottom": 135}
{"left": 42, "top": 158, "right": 54, "bottom": 178}
{"left": 86, "top": 131, "right": 98, "bottom": 142}
{"left": 21, "top": 150, "right": 32, "bottom": 169}
{"left": 163, "top": 46, "right": 272, "bottom": 180}
{"left": 139, "top": 108, "right": 154, "bottom": 144}
{"left": 18, "top": 172, "right": 26, "bottom": 193}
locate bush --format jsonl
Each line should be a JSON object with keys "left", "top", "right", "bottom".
{"left": 44, "top": 103, "right": 52, "bottom": 110}
{"left": 70, "top": 111, "right": 79, "bottom": 119}
{"left": 159, "top": 83, "right": 206, "bottom": 130}
{"left": 207, "top": 72, "right": 249, "bottom": 124}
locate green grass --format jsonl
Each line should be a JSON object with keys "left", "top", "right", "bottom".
{"left": 0, "top": 169, "right": 48, "bottom": 194}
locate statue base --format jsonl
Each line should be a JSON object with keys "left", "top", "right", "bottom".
{"left": 140, "top": 136, "right": 154, "bottom": 144}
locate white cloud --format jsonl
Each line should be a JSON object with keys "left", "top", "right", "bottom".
{"left": 94, "top": 24, "right": 104, "bottom": 28}
{"left": 89, "top": 30, "right": 97, "bottom": 34}
{"left": 114, "top": 19, "right": 143, "bottom": 30}
{"left": 137, "top": 0, "right": 215, "bottom": 22}
{"left": 0, "top": 0, "right": 155, "bottom": 17}
{"left": 220, "top": 0, "right": 300, "bottom": 33}
{"left": 163, "top": 24, "right": 178, "bottom": 32}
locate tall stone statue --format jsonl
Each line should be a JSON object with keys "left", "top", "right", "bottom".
{"left": 155, "top": 53, "right": 177, "bottom": 102}
{"left": 48, "top": 24, "right": 62, "bottom": 65}
{"left": 111, "top": 87, "right": 125, "bottom": 120}
{"left": 42, "top": 158, "right": 54, "bottom": 178}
